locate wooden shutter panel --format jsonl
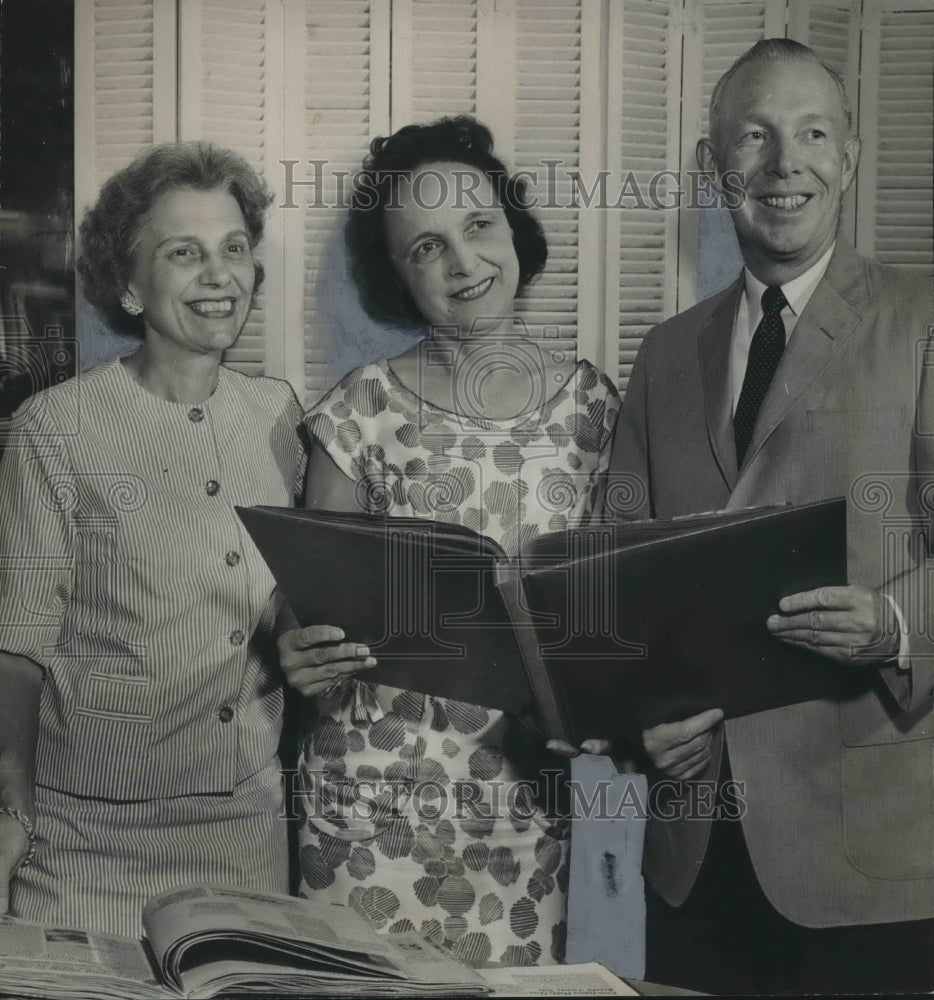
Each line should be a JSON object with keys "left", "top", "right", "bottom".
{"left": 787, "top": 1, "right": 861, "bottom": 243}
{"left": 74, "top": 0, "right": 175, "bottom": 357}
{"left": 795, "top": 2, "right": 859, "bottom": 79}
{"left": 177, "top": 0, "right": 277, "bottom": 378}
{"left": 511, "top": 0, "right": 582, "bottom": 346}
{"left": 390, "top": 0, "right": 478, "bottom": 125}
{"left": 613, "top": 0, "right": 680, "bottom": 389}
{"left": 697, "top": 1, "right": 775, "bottom": 111}
{"left": 410, "top": 0, "right": 478, "bottom": 122}
{"left": 680, "top": 0, "right": 778, "bottom": 308}
{"left": 74, "top": 0, "right": 175, "bottom": 218}
{"left": 301, "top": 0, "right": 389, "bottom": 403}
{"left": 871, "top": 4, "right": 934, "bottom": 271}
{"left": 185, "top": 1, "right": 268, "bottom": 165}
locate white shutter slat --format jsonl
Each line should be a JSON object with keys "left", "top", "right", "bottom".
{"left": 698, "top": 2, "right": 767, "bottom": 123}
{"left": 682, "top": 1, "right": 767, "bottom": 313}
{"left": 513, "top": 0, "right": 581, "bottom": 341}
{"left": 872, "top": 6, "right": 934, "bottom": 271}
{"left": 182, "top": 0, "right": 271, "bottom": 377}
{"left": 800, "top": 2, "right": 857, "bottom": 81}
{"left": 408, "top": 0, "right": 477, "bottom": 121}
{"left": 616, "top": 0, "right": 679, "bottom": 388}
{"left": 89, "top": 0, "right": 156, "bottom": 189}
{"left": 75, "top": 0, "right": 176, "bottom": 349}
{"left": 302, "top": 0, "right": 379, "bottom": 401}
{"left": 787, "top": 2, "right": 860, "bottom": 240}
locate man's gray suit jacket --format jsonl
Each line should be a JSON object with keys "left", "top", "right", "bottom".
{"left": 610, "top": 240, "right": 934, "bottom": 927}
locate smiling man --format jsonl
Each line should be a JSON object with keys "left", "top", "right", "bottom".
{"left": 609, "top": 39, "right": 934, "bottom": 994}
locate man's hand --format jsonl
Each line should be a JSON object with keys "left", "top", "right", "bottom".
{"left": 642, "top": 708, "right": 724, "bottom": 779}
{"left": 278, "top": 625, "right": 376, "bottom": 697}
{"left": 0, "top": 813, "right": 29, "bottom": 915}
{"left": 766, "top": 585, "right": 899, "bottom": 665}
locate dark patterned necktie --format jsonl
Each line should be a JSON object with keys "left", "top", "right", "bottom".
{"left": 734, "top": 285, "right": 787, "bottom": 467}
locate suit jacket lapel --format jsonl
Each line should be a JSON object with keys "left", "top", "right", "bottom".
{"left": 699, "top": 280, "right": 742, "bottom": 491}
{"left": 740, "top": 243, "right": 866, "bottom": 473}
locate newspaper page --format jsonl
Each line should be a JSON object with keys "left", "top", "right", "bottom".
{"left": 0, "top": 916, "right": 168, "bottom": 1000}
{"left": 142, "top": 884, "right": 486, "bottom": 996}
{"left": 479, "top": 961, "right": 639, "bottom": 997}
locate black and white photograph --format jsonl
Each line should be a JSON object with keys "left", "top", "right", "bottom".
{"left": 0, "top": 0, "right": 932, "bottom": 996}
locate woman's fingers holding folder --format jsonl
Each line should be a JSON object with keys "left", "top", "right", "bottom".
{"left": 641, "top": 708, "right": 724, "bottom": 780}
{"left": 767, "top": 585, "right": 900, "bottom": 665}
{"left": 0, "top": 815, "right": 30, "bottom": 915}
{"left": 545, "top": 738, "right": 614, "bottom": 758}
{"left": 278, "top": 625, "right": 377, "bottom": 697}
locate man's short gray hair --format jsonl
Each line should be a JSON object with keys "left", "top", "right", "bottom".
{"left": 709, "top": 37, "right": 853, "bottom": 142}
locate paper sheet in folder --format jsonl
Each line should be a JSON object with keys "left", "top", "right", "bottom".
{"left": 236, "top": 498, "right": 860, "bottom": 742}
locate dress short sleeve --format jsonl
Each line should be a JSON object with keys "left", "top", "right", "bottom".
{"left": 304, "top": 363, "right": 401, "bottom": 485}
{"left": 0, "top": 397, "right": 75, "bottom": 665}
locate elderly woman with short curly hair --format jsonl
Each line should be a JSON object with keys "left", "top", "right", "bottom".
{"left": 280, "top": 117, "right": 621, "bottom": 967}
{"left": 0, "top": 141, "right": 360, "bottom": 936}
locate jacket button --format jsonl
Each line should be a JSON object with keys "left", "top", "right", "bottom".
{"left": 188, "top": 407, "right": 204, "bottom": 423}
{"left": 229, "top": 629, "right": 245, "bottom": 646}
{"left": 205, "top": 480, "right": 220, "bottom": 496}
{"left": 218, "top": 706, "right": 234, "bottom": 723}
{"left": 225, "top": 551, "right": 241, "bottom": 567}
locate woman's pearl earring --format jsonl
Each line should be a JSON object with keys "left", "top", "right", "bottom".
{"left": 121, "top": 293, "right": 143, "bottom": 316}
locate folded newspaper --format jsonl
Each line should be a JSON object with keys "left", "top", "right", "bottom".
{"left": 0, "top": 883, "right": 488, "bottom": 998}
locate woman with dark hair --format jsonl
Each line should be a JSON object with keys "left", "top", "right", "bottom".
{"left": 281, "top": 117, "right": 620, "bottom": 966}
{"left": 0, "top": 141, "right": 360, "bottom": 936}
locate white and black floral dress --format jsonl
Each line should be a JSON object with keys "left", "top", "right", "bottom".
{"left": 297, "top": 357, "right": 620, "bottom": 967}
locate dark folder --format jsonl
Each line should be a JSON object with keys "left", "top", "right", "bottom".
{"left": 237, "top": 498, "right": 859, "bottom": 742}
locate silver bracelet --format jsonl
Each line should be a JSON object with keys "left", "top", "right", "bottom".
{"left": 0, "top": 808, "right": 37, "bottom": 868}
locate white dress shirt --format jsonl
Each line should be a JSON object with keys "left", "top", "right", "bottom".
{"left": 729, "top": 243, "right": 835, "bottom": 415}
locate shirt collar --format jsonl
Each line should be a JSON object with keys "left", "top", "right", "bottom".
{"left": 742, "top": 242, "right": 836, "bottom": 318}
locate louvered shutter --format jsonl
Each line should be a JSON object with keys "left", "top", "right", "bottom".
{"left": 73, "top": 0, "right": 176, "bottom": 359}
{"left": 74, "top": 0, "right": 176, "bottom": 215}
{"left": 791, "top": 1, "right": 859, "bottom": 80}
{"left": 301, "top": 0, "right": 392, "bottom": 403}
{"left": 612, "top": 0, "right": 680, "bottom": 389}
{"left": 509, "top": 0, "right": 582, "bottom": 350}
{"left": 857, "top": 2, "right": 934, "bottom": 272}
{"left": 787, "top": 0, "right": 861, "bottom": 244}
{"left": 681, "top": 0, "right": 780, "bottom": 307}
{"left": 74, "top": 0, "right": 175, "bottom": 229}
{"left": 394, "top": 0, "right": 478, "bottom": 124}
{"left": 177, "top": 0, "right": 281, "bottom": 379}
{"left": 389, "top": 0, "right": 595, "bottom": 359}
{"left": 697, "top": 2, "right": 771, "bottom": 106}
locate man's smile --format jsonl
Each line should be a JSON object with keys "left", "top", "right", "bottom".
{"left": 755, "top": 194, "right": 813, "bottom": 211}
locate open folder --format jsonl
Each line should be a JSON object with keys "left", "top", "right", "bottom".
{"left": 237, "top": 498, "right": 860, "bottom": 742}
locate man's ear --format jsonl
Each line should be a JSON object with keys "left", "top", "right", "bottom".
{"left": 696, "top": 137, "right": 720, "bottom": 182}
{"left": 841, "top": 135, "right": 861, "bottom": 195}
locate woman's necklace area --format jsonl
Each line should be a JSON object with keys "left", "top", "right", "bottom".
{"left": 123, "top": 351, "right": 220, "bottom": 404}
{"left": 407, "top": 336, "right": 575, "bottom": 421}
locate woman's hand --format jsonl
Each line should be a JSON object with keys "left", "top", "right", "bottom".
{"left": 546, "top": 738, "right": 614, "bottom": 758}
{"left": 0, "top": 813, "right": 30, "bottom": 915}
{"left": 277, "top": 625, "right": 377, "bottom": 697}
{"left": 0, "top": 651, "right": 42, "bottom": 915}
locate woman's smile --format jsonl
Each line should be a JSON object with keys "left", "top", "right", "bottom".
{"left": 186, "top": 296, "right": 238, "bottom": 317}
{"left": 450, "top": 276, "right": 495, "bottom": 301}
